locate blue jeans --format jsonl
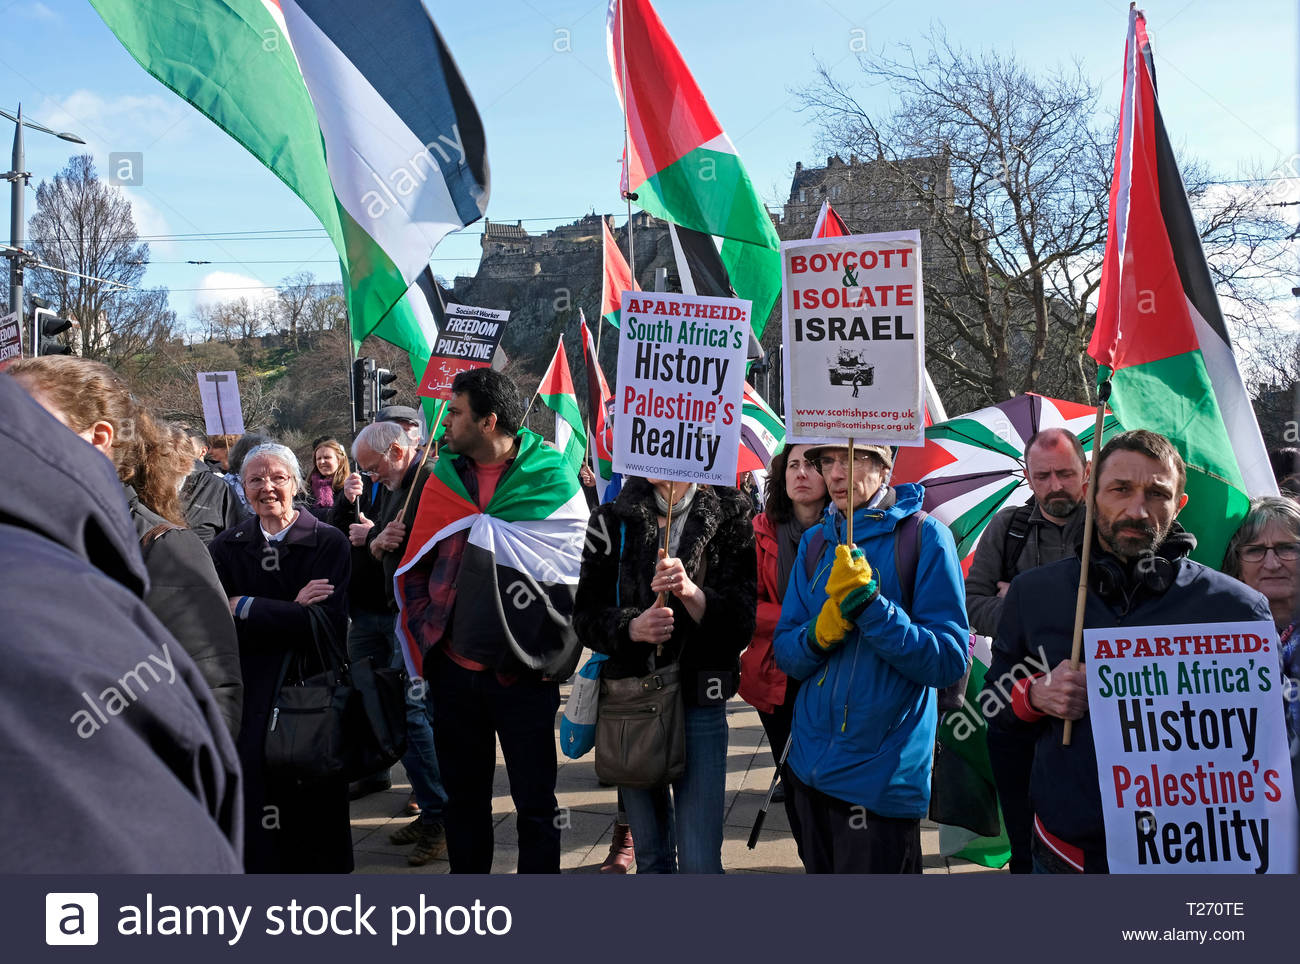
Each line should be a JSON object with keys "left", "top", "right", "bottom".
{"left": 619, "top": 702, "right": 728, "bottom": 874}
{"left": 347, "top": 609, "right": 446, "bottom": 821}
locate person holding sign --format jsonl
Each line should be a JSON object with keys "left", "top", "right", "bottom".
{"left": 573, "top": 478, "right": 757, "bottom": 873}
{"left": 984, "top": 431, "right": 1273, "bottom": 873}
{"left": 773, "top": 443, "right": 968, "bottom": 873}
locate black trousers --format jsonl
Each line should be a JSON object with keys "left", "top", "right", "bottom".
{"left": 429, "top": 648, "right": 561, "bottom": 873}
{"left": 786, "top": 770, "right": 922, "bottom": 874}
{"left": 986, "top": 726, "right": 1036, "bottom": 874}
{"left": 756, "top": 678, "right": 802, "bottom": 845}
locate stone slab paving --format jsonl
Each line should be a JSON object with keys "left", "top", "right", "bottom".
{"left": 353, "top": 683, "right": 1004, "bottom": 876}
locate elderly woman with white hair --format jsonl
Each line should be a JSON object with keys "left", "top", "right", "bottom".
{"left": 209, "top": 442, "right": 353, "bottom": 873}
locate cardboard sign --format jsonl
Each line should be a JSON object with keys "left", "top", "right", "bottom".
{"left": 417, "top": 303, "right": 509, "bottom": 400}
{"left": 612, "top": 291, "right": 749, "bottom": 486}
{"left": 196, "top": 371, "right": 245, "bottom": 435}
{"left": 781, "top": 230, "right": 925, "bottom": 445}
{"left": 0, "top": 311, "right": 21, "bottom": 364}
{"left": 1086, "top": 620, "right": 1297, "bottom": 874}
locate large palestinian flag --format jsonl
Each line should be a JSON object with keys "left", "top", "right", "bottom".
{"left": 394, "top": 430, "right": 588, "bottom": 679}
{"left": 606, "top": 0, "right": 781, "bottom": 334}
{"left": 1088, "top": 8, "right": 1276, "bottom": 565}
{"left": 91, "top": 0, "right": 489, "bottom": 379}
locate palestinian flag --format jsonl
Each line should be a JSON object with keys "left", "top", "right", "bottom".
{"left": 602, "top": 217, "right": 638, "bottom": 329}
{"left": 607, "top": 0, "right": 782, "bottom": 334}
{"left": 90, "top": 0, "right": 489, "bottom": 380}
{"left": 580, "top": 310, "right": 616, "bottom": 499}
{"left": 538, "top": 335, "right": 587, "bottom": 474}
{"left": 394, "top": 429, "right": 589, "bottom": 678}
{"left": 1089, "top": 8, "right": 1276, "bottom": 565}
{"left": 739, "top": 382, "right": 784, "bottom": 474}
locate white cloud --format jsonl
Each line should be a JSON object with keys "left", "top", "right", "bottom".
{"left": 194, "top": 271, "right": 278, "bottom": 309}
{"left": 19, "top": 2, "right": 60, "bottom": 22}
{"left": 121, "top": 188, "right": 172, "bottom": 248}
{"left": 35, "top": 90, "right": 194, "bottom": 163}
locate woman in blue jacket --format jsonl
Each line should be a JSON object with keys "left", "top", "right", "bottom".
{"left": 774, "top": 442, "right": 968, "bottom": 873}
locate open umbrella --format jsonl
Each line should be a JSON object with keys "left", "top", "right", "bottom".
{"left": 892, "top": 393, "right": 1122, "bottom": 576}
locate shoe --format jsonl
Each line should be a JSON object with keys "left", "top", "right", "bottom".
{"left": 407, "top": 821, "right": 448, "bottom": 866}
{"left": 402, "top": 793, "right": 421, "bottom": 817}
{"left": 389, "top": 816, "right": 427, "bottom": 845}
{"left": 348, "top": 774, "right": 392, "bottom": 800}
{"left": 599, "top": 822, "right": 634, "bottom": 874}
{"left": 771, "top": 779, "right": 786, "bottom": 804}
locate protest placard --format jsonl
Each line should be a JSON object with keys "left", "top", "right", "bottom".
{"left": 196, "top": 371, "right": 244, "bottom": 435}
{"left": 0, "top": 311, "right": 21, "bottom": 364}
{"left": 417, "top": 303, "right": 509, "bottom": 400}
{"left": 612, "top": 291, "right": 749, "bottom": 486}
{"left": 1086, "top": 620, "right": 1297, "bottom": 873}
{"left": 781, "top": 229, "right": 925, "bottom": 445}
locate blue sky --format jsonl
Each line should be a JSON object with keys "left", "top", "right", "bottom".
{"left": 2, "top": 0, "right": 1296, "bottom": 325}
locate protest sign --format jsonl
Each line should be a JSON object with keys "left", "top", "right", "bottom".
{"left": 781, "top": 230, "right": 925, "bottom": 445}
{"left": 196, "top": 371, "right": 244, "bottom": 435}
{"left": 1086, "top": 620, "right": 1297, "bottom": 873}
{"left": 417, "top": 303, "right": 509, "bottom": 400}
{"left": 612, "top": 291, "right": 749, "bottom": 486}
{"left": 0, "top": 311, "right": 21, "bottom": 364}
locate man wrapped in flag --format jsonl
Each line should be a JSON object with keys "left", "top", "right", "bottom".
{"left": 395, "top": 368, "right": 588, "bottom": 873}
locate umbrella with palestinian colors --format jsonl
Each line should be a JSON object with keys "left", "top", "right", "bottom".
{"left": 891, "top": 393, "right": 1122, "bottom": 577}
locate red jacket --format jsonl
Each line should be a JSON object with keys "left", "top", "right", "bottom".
{"left": 738, "top": 511, "right": 788, "bottom": 714}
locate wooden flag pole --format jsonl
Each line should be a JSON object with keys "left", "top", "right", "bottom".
{"left": 846, "top": 438, "right": 855, "bottom": 546}
{"left": 396, "top": 398, "right": 447, "bottom": 526}
{"left": 1063, "top": 380, "right": 1110, "bottom": 746}
{"left": 655, "top": 481, "right": 676, "bottom": 657}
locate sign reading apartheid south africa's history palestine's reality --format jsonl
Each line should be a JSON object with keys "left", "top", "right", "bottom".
{"left": 781, "top": 229, "right": 925, "bottom": 446}
{"left": 1086, "top": 620, "right": 1297, "bottom": 874}
{"left": 417, "top": 303, "right": 509, "bottom": 400}
{"left": 613, "top": 290, "right": 749, "bottom": 486}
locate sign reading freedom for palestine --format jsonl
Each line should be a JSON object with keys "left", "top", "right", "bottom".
{"left": 613, "top": 291, "right": 749, "bottom": 486}
{"left": 781, "top": 229, "right": 925, "bottom": 446}
{"left": 1086, "top": 620, "right": 1297, "bottom": 874}
{"left": 417, "top": 303, "right": 509, "bottom": 401}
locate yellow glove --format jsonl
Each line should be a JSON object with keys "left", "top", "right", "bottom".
{"left": 810, "top": 597, "right": 853, "bottom": 652}
{"left": 825, "top": 544, "right": 880, "bottom": 621}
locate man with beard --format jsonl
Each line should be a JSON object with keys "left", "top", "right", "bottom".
{"left": 965, "top": 428, "right": 1088, "bottom": 872}
{"left": 982, "top": 430, "right": 1270, "bottom": 872}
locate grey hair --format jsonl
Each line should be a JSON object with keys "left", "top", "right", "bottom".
{"left": 240, "top": 442, "right": 305, "bottom": 496}
{"left": 353, "top": 420, "right": 414, "bottom": 459}
{"left": 1222, "top": 496, "right": 1300, "bottom": 578}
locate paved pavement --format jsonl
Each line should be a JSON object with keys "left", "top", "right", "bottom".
{"left": 350, "top": 680, "right": 1006, "bottom": 875}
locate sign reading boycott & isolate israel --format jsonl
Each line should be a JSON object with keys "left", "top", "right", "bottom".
{"left": 1086, "top": 620, "right": 1297, "bottom": 873}
{"left": 613, "top": 291, "right": 749, "bottom": 486}
{"left": 781, "top": 229, "right": 925, "bottom": 445}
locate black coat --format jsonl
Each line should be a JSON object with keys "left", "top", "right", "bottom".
{"left": 127, "top": 486, "right": 244, "bottom": 738}
{"left": 181, "top": 459, "right": 246, "bottom": 545}
{"left": 0, "top": 376, "right": 242, "bottom": 872}
{"left": 209, "top": 509, "right": 353, "bottom": 873}
{"left": 327, "top": 477, "right": 388, "bottom": 614}
{"left": 574, "top": 479, "right": 757, "bottom": 705}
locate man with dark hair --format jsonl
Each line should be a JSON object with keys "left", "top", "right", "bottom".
{"left": 398, "top": 367, "right": 587, "bottom": 873}
{"left": 964, "top": 426, "right": 1088, "bottom": 872}
{"left": 983, "top": 429, "right": 1271, "bottom": 872}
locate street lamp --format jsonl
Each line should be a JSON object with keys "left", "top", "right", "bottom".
{"left": 2, "top": 104, "right": 85, "bottom": 351}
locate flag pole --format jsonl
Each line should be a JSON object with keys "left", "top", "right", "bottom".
{"left": 618, "top": 0, "right": 637, "bottom": 319}
{"left": 655, "top": 480, "right": 675, "bottom": 657}
{"left": 396, "top": 398, "right": 447, "bottom": 526}
{"left": 846, "top": 437, "right": 855, "bottom": 546}
{"left": 1063, "top": 379, "right": 1110, "bottom": 746}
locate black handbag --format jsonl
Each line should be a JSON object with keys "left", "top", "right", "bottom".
{"left": 265, "top": 606, "right": 409, "bottom": 782}
{"left": 594, "top": 662, "right": 687, "bottom": 790}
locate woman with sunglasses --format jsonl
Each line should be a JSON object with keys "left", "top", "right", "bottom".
{"left": 1224, "top": 497, "right": 1300, "bottom": 753}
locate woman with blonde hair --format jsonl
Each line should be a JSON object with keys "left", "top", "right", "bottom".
{"left": 7, "top": 356, "right": 244, "bottom": 736}
{"left": 307, "top": 436, "right": 350, "bottom": 518}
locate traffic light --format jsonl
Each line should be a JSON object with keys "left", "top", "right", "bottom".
{"left": 352, "top": 356, "right": 372, "bottom": 422}
{"left": 32, "top": 306, "right": 73, "bottom": 356}
{"left": 375, "top": 367, "right": 398, "bottom": 407}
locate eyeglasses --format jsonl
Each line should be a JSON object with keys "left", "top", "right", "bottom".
{"left": 357, "top": 463, "right": 382, "bottom": 479}
{"left": 1239, "top": 542, "right": 1300, "bottom": 563}
{"left": 245, "top": 474, "right": 292, "bottom": 490}
{"left": 814, "top": 453, "right": 878, "bottom": 473}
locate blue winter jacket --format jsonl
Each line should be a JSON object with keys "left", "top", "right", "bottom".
{"left": 774, "top": 483, "right": 969, "bottom": 817}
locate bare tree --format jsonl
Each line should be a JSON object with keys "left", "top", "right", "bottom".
{"left": 26, "top": 154, "right": 175, "bottom": 364}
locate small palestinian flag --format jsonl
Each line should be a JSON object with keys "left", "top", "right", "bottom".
{"left": 602, "top": 217, "right": 638, "bottom": 330}
{"left": 580, "top": 310, "right": 616, "bottom": 499}
{"left": 538, "top": 335, "right": 587, "bottom": 474}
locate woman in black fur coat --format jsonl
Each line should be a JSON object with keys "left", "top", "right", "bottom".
{"left": 574, "top": 477, "right": 756, "bottom": 873}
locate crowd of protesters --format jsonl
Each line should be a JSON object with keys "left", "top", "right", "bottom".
{"left": 1, "top": 356, "right": 1297, "bottom": 875}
